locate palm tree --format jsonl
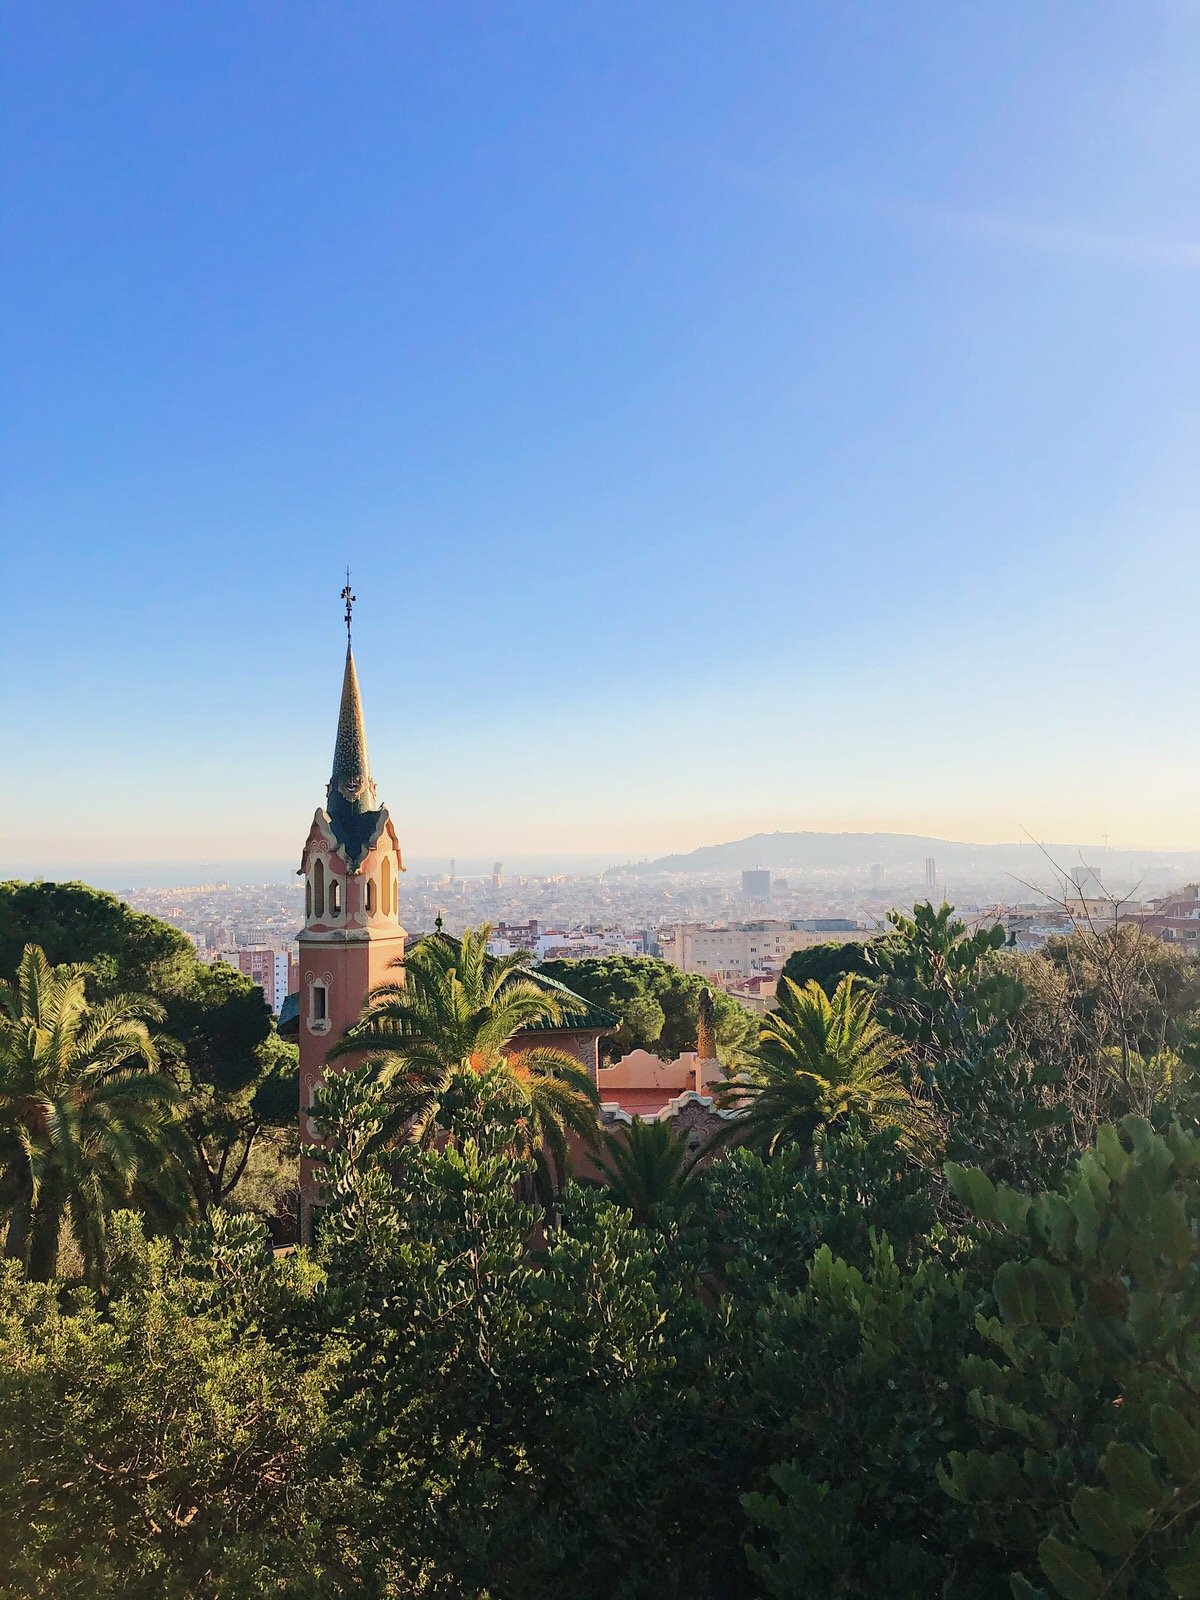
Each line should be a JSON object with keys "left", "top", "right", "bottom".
{"left": 597, "top": 1117, "right": 701, "bottom": 1223}
{"left": 720, "top": 974, "right": 925, "bottom": 1162}
{"left": 0, "top": 944, "right": 197, "bottom": 1284}
{"left": 330, "top": 925, "right": 599, "bottom": 1191}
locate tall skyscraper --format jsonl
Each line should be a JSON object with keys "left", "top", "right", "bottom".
{"left": 925, "top": 857, "right": 937, "bottom": 893}
{"left": 870, "top": 863, "right": 885, "bottom": 888}
{"left": 492, "top": 861, "right": 504, "bottom": 890}
{"left": 741, "top": 868, "right": 771, "bottom": 902}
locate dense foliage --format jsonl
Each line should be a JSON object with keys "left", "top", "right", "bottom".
{"left": 2, "top": 897, "right": 1200, "bottom": 1599}
{"left": 331, "top": 926, "right": 600, "bottom": 1202}
{"left": 776, "top": 935, "right": 886, "bottom": 999}
{"left": 0, "top": 882, "right": 299, "bottom": 1227}
{"left": 538, "top": 952, "right": 756, "bottom": 1062}
{"left": 0, "top": 945, "right": 196, "bottom": 1283}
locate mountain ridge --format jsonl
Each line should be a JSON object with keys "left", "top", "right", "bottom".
{"left": 609, "top": 830, "right": 1200, "bottom": 877}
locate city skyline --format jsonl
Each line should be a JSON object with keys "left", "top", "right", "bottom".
{"left": 5, "top": 5, "right": 1200, "bottom": 863}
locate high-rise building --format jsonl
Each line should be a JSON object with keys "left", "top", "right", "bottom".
{"left": 233, "top": 947, "right": 291, "bottom": 1013}
{"left": 870, "top": 863, "right": 885, "bottom": 888}
{"left": 741, "top": 868, "right": 771, "bottom": 902}
{"left": 925, "top": 857, "right": 937, "bottom": 893}
{"left": 297, "top": 624, "right": 406, "bottom": 1244}
{"left": 492, "top": 861, "right": 504, "bottom": 890}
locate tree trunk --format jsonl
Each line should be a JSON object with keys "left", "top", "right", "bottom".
{"left": 216, "top": 1125, "right": 260, "bottom": 1202}
{"left": 4, "top": 1187, "right": 32, "bottom": 1267}
{"left": 27, "top": 1183, "right": 66, "bottom": 1281}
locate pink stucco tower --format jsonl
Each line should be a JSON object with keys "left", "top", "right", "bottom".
{"left": 297, "top": 615, "right": 405, "bottom": 1243}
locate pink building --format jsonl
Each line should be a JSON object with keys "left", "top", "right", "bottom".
{"left": 285, "top": 614, "right": 617, "bottom": 1242}
{"left": 233, "top": 947, "right": 292, "bottom": 1013}
{"left": 294, "top": 634, "right": 407, "bottom": 1243}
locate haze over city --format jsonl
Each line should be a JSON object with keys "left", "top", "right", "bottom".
{"left": 5, "top": 4, "right": 1200, "bottom": 869}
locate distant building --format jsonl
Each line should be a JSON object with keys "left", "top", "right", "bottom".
{"left": 741, "top": 869, "right": 771, "bottom": 902}
{"left": 720, "top": 972, "right": 779, "bottom": 1015}
{"left": 1060, "top": 866, "right": 1145, "bottom": 930}
{"left": 1064, "top": 895, "right": 1123, "bottom": 929}
{"left": 997, "top": 908, "right": 1073, "bottom": 952}
{"left": 534, "top": 929, "right": 648, "bottom": 961}
{"left": 658, "top": 920, "right": 871, "bottom": 981}
{"left": 487, "top": 919, "right": 540, "bottom": 955}
{"left": 492, "top": 861, "right": 504, "bottom": 890}
{"left": 232, "top": 947, "right": 292, "bottom": 1013}
{"left": 1120, "top": 885, "right": 1200, "bottom": 959}
{"left": 870, "top": 863, "right": 885, "bottom": 888}
{"left": 924, "top": 857, "right": 937, "bottom": 893}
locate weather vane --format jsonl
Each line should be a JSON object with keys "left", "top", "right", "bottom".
{"left": 341, "top": 567, "right": 356, "bottom": 640}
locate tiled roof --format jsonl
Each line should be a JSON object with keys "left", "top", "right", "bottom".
{"left": 277, "top": 991, "right": 299, "bottom": 1036}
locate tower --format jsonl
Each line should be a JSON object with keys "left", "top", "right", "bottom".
{"left": 297, "top": 585, "right": 405, "bottom": 1242}
{"left": 694, "top": 985, "right": 721, "bottom": 1093}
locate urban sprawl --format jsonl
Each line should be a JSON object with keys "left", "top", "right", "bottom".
{"left": 124, "top": 859, "right": 1200, "bottom": 1021}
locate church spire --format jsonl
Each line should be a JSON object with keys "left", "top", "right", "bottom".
{"left": 328, "top": 641, "right": 377, "bottom": 812}
{"left": 323, "top": 577, "right": 383, "bottom": 867}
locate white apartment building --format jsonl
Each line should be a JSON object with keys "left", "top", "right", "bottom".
{"left": 658, "top": 920, "right": 870, "bottom": 980}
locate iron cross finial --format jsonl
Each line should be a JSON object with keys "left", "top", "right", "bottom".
{"left": 341, "top": 568, "right": 356, "bottom": 639}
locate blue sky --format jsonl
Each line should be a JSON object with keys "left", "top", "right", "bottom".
{"left": 3, "top": 2, "right": 1199, "bottom": 869}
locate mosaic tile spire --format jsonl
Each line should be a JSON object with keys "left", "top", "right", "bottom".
{"left": 328, "top": 641, "right": 377, "bottom": 811}
{"left": 697, "top": 986, "right": 717, "bottom": 1062}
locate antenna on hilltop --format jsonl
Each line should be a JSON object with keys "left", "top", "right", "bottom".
{"left": 341, "top": 567, "right": 356, "bottom": 641}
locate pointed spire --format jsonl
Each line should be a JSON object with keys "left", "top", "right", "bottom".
{"left": 323, "top": 580, "right": 387, "bottom": 869}
{"left": 696, "top": 986, "right": 717, "bottom": 1063}
{"left": 328, "top": 642, "right": 377, "bottom": 812}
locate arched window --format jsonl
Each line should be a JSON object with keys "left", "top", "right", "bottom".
{"left": 330, "top": 878, "right": 341, "bottom": 917}
{"left": 380, "top": 857, "right": 392, "bottom": 919}
{"left": 313, "top": 858, "right": 325, "bottom": 918}
{"left": 366, "top": 878, "right": 376, "bottom": 915}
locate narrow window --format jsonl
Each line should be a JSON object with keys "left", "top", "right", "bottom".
{"left": 312, "top": 983, "right": 327, "bottom": 1022}
{"left": 380, "top": 856, "right": 392, "bottom": 918}
{"left": 330, "top": 878, "right": 341, "bottom": 917}
{"left": 366, "top": 878, "right": 376, "bottom": 914}
{"left": 305, "top": 877, "right": 312, "bottom": 919}
{"left": 313, "top": 858, "right": 325, "bottom": 918}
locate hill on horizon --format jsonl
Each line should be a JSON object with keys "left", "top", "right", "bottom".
{"left": 610, "top": 830, "right": 1200, "bottom": 879}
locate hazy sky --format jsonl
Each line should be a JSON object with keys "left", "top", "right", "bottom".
{"left": 4, "top": 2, "right": 1200, "bottom": 869}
